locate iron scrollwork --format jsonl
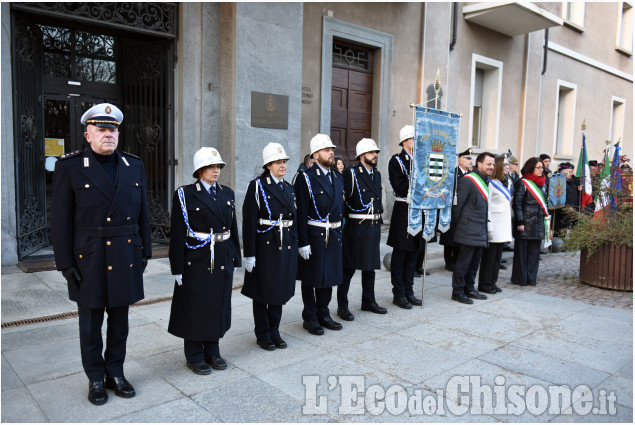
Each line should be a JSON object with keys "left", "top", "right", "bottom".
{"left": 18, "top": 196, "right": 47, "bottom": 256}
{"left": 148, "top": 192, "right": 170, "bottom": 241}
{"left": 21, "top": 110, "right": 37, "bottom": 149}
{"left": 136, "top": 119, "right": 161, "bottom": 153}
{"left": 12, "top": 3, "right": 178, "bottom": 38}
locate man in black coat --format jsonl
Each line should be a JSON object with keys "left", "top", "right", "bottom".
{"left": 52, "top": 103, "right": 152, "bottom": 405}
{"left": 294, "top": 134, "right": 345, "bottom": 335}
{"left": 387, "top": 125, "right": 423, "bottom": 309}
{"left": 337, "top": 138, "right": 386, "bottom": 321}
{"left": 439, "top": 148, "right": 472, "bottom": 271}
{"left": 450, "top": 151, "right": 495, "bottom": 304}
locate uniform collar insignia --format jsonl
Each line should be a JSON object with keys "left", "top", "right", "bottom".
{"left": 196, "top": 183, "right": 202, "bottom": 191}
{"left": 83, "top": 157, "right": 89, "bottom": 167}
{"left": 121, "top": 157, "right": 130, "bottom": 167}
{"left": 266, "top": 177, "right": 271, "bottom": 184}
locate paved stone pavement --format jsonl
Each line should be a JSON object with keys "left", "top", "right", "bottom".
{"left": 2, "top": 239, "right": 633, "bottom": 423}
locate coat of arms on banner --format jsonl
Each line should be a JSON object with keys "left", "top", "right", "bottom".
{"left": 548, "top": 173, "right": 566, "bottom": 209}
{"left": 408, "top": 107, "right": 459, "bottom": 239}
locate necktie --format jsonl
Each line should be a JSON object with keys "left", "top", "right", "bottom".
{"left": 209, "top": 185, "right": 216, "bottom": 200}
{"left": 278, "top": 181, "right": 284, "bottom": 191}
{"left": 370, "top": 171, "right": 374, "bottom": 183}
{"left": 327, "top": 171, "right": 333, "bottom": 187}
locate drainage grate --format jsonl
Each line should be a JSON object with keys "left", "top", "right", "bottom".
{"left": 1, "top": 296, "right": 173, "bottom": 329}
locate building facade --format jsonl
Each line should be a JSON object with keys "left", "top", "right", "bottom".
{"left": 2, "top": 2, "right": 632, "bottom": 265}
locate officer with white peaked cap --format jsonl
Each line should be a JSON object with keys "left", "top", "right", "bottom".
{"left": 168, "top": 147, "right": 241, "bottom": 375}
{"left": 241, "top": 142, "right": 298, "bottom": 351}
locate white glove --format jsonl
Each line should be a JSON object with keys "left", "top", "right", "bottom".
{"left": 244, "top": 257, "right": 256, "bottom": 272}
{"left": 299, "top": 245, "right": 312, "bottom": 260}
{"left": 173, "top": 274, "right": 183, "bottom": 286}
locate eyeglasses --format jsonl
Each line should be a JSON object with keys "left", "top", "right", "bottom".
{"left": 534, "top": 165, "right": 544, "bottom": 170}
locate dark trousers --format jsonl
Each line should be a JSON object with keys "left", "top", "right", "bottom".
{"left": 511, "top": 238, "right": 541, "bottom": 285}
{"left": 252, "top": 301, "right": 282, "bottom": 342}
{"left": 415, "top": 243, "right": 426, "bottom": 272}
{"left": 301, "top": 284, "right": 333, "bottom": 321}
{"left": 77, "top": 303, "right": 129, "bottom": 381}
{"left": 184, "top": 339, "right": 219, "bottom": 362}
{"left": 451, "top": 244, "right": 482, "bottom": 297}
{"left": 337, "top": 268, "right": 375, "bottom": 309}
{"left": 390, "top": 248, "right": 418, "bottom": 298}
{"left": 444, "top": 246, "right": 460, "bottom": 268}
{"left": 479, "top": 243, "right": 504, "bottom": 288}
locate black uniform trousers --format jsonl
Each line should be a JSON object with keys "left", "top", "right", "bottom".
{"left": 444, "top": 246, "right": 460, "bottom": 269}
{"left": 338, "top": 268, "right": 375, "bottom": 309}
{"left": 451, "top": 244, "right": 483, "bottom": 297}
{"left": 511, "top": 239, "right": 541, "bottom": 286}
{"left": 301, "top": 284, "right": 333, "bottom": 321}
{"left": 77, "top": 303, "right": 129, "bottom": 382}
{"left": 390, "top": 248, "right": 418, "bottom": 298}
{"left": 479, "top": 242, "right": 504, "bottom": 289}
{"left": 184, "top": 340, "right": 219, "bottom": 362}
{"left": 252, "top": 301, "right": 282, "bottom": 342}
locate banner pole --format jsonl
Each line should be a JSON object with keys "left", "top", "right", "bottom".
{"left": 421, "top": 238, "right": 428, "bottom": 308}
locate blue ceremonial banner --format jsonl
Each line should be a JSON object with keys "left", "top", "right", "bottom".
{"left": 548, "top": 173, "right": 566, "bottom": 209}
{"left": 408, "top": 106, "right": 459, "bottom": 239}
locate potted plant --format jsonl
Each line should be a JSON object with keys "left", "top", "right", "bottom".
{"left": 564, "top": 155, "right": 633, "bottom": 291}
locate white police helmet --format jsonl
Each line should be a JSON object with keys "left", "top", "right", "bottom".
{"left": 262, "top": 142, "right": 290, "bottom": 167}
{"left": 309, "top": 133, "right": 336, "bottom": 156}
{"left": 192, "top": 147, "right": 226, "bottom": 178}
{"left": 399, "top": 125, "right": 414, "bottom": 145}
{"left": 80, "top": 103, "right": 123, "bottom": 129}
{"left": 356, "top": 138, "right": 380, "bottom": 159}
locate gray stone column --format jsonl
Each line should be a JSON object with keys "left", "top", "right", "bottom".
{"left": 1, "top": 4, "right": 18, "bottom": 265}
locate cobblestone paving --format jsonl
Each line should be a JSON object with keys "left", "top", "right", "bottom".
{"left": 438, "top": 250, "right": 633, "bottom": 310}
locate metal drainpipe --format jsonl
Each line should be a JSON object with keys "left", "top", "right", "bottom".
{"left": 450, "top": 2, "right": 458, "bottom": 51}
{"left": 542, "top": 28, "right": 549, "bottom": 75}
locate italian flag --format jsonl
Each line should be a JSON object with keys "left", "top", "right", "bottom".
{"left": 575, "top": 134, "right": 593, "bottom": 209}
{"left": 594, "top": 147, "right": 611, "bottom": 218}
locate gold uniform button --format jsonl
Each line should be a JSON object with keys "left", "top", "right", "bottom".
{"left": 108, "top": 266, "right": 113, "bottom": 270}
{"left": 106, "top": 241, "right": 112, "bottom": 246}
{"left": 106, "top": 218, "right": 111, "bottom": 222}
{"left": 220, "top": 266, "right": 225, "bottom": 270}
{"left": 128, "top": 239, "right": 131, "bottom": 243}
{"left": 129, "top": 264, "right": 133, "bottom": 268}
{"left": 78, "top": 254, "right": 83, "bottom": 259}
{"left": 126, "top": 217, "right": 131, "bottom": 221}
{"left": 135, "top": 183, "right": 139, "bottom": 187}
{"left": 85, "top": 184, "right": 90, "bottom": 188}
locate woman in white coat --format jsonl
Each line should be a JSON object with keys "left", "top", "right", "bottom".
{"left": 478, "top": 156, "right": 513, "bottom": 294}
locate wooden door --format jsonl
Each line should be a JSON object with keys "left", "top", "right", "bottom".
{"left": 331, "top": 67, "right": 373, "bottom": 163}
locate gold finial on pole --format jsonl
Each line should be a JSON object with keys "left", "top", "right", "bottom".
{"left": 581, "top": 119, "right": 586, "bottom": 132}
{"left": 409, "top": 103, "right": 416, "bottom": 108}
{"left": 606, "top": 139, "right": 612, "bottom": 147}
{"left": 617, "top": 137, "right": 622, "bottom": 146}
{"left": 434, "top": 68, "right": 441, "bottom": 109}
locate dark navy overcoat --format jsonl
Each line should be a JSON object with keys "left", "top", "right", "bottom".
{"left": 51, "top": 148, "right": 152, "bottom": 308}
{"left": 241, "top": 173, "right": 298, "bottom": 305}
{"left": 294, "top": 163, "right": 344, "bottom": 288}
{"left": 168, "top": 181, "right": 241, "bottom": 341}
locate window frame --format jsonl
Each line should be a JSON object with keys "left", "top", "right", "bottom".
{"left": 552, "top": 80, "right": 577, "bottom": 160}
{"left": 468, "top": 54, "right": 503, "bottom": 151}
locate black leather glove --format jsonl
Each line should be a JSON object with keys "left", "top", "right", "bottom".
{"left": 142, "top": 258, "right": 148, "bottom": 272}
{"left": 62, "top": 267, "right": 82, "bottom": 291}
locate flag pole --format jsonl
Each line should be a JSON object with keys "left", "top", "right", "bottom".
{"left": 579, "top": 120, "right": 586, "bottom": 210}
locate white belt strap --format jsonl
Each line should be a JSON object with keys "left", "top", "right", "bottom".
{"left": 186, "top": 230, "right": 231, "bottom": 272}
{"left": 349, "top": 213, "right": 381, "bottom": 220}
{"left": 259, "top": 218, "right": 293, "bottom": 227}
{"left": 308, "top": 220, "right": 342, "bottom": 229}
{"left": 395, "top": 197, "right": 408, "bottom": 203}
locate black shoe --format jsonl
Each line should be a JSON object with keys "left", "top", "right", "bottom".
{"left": 493, "top": 284, "right": 502, "bottom": 292}
{"left": 337, "top": 308, "right": 355, "bottom": 321}
{"left": 426, "top": 270, "right": 431, "bottom": 275}
{"left": 303, "top": 320, "right": 324, "bottom": 335}
{"left": 272, "top": 338, "right": 287, "bottom": 349}
{"left": 406, "top": 294, "right": 422, "bottom": 306}
{"left": 414, "top": 268, "right": 423, "bottom": 278}
{"left": 392, "top": 296, "right": 413, "bottom": 309}
{"left": 477, "top": 286, "right": 497, "bottom": 295}
{"left": 318, "top": 316, "right": 343, "bottom": 330}
{"left": 501, "top": 258, "right": 507, "bottom": 264}
{"left": 104, "top": 376, "right": 135, "bottom": 398}
{"left": 205, "top": 356, "right": 228, "bottom": 370}
{"left": 445, "top": 265, "right": 454, "bottom": 272}
{"left": 88, "top": 380, "right": 108, "bottom": 405}
{"left": 528, "top": 282, "right": 536, "bottom": 286}
{"left": 451, "top": 293, "right": 474, "bottom": 304}
{"left": 361, "top": 302, "right": 387, "bottom": 314}
{"left": 499, "top": 264, "right": 508, "bottom": 270}
{"left": 187, "top": 360, "right": 212, "bottom": 375}
{"left": 466, "top": 290, "right": 488, "bottom": 300}
{"left": 257, "top": 340, "right": 276, "bottom": 351}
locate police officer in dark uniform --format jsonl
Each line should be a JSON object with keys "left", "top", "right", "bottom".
{"left": 387, "top": 125, "right": 424, "bottom": 309}
{"left": 52, "top": 103, "right": 152, "bottom": 405}
{"left": 242, "top": 143, "right": 298, "bottom": 351}
{"left": 168, "top": 147, "right": 241, "bottom": 375}
{"left": 337, "top": 138, "right": 386, "bottom": 321}
{"left": 294, "top": 134, "right": 344, "bottom": 335}
{"left": 439, "top": 148, "right": 472, "bottom": 271}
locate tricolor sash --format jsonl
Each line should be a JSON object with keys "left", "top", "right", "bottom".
{"left": 490, "top": 179, "right": 511, "bottom": 202}
{"left": 464, "top": 173, "right": 489, "bottom": 203}
{"left": 521, "top": 178, "right": 552, "bottom": 247}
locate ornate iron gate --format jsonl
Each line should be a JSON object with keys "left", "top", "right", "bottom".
{"left": 121, "top": 40, "right": 174, "bottom": 242}
{"left": 12, "top": 17, "right": 48, "bottom": 258}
